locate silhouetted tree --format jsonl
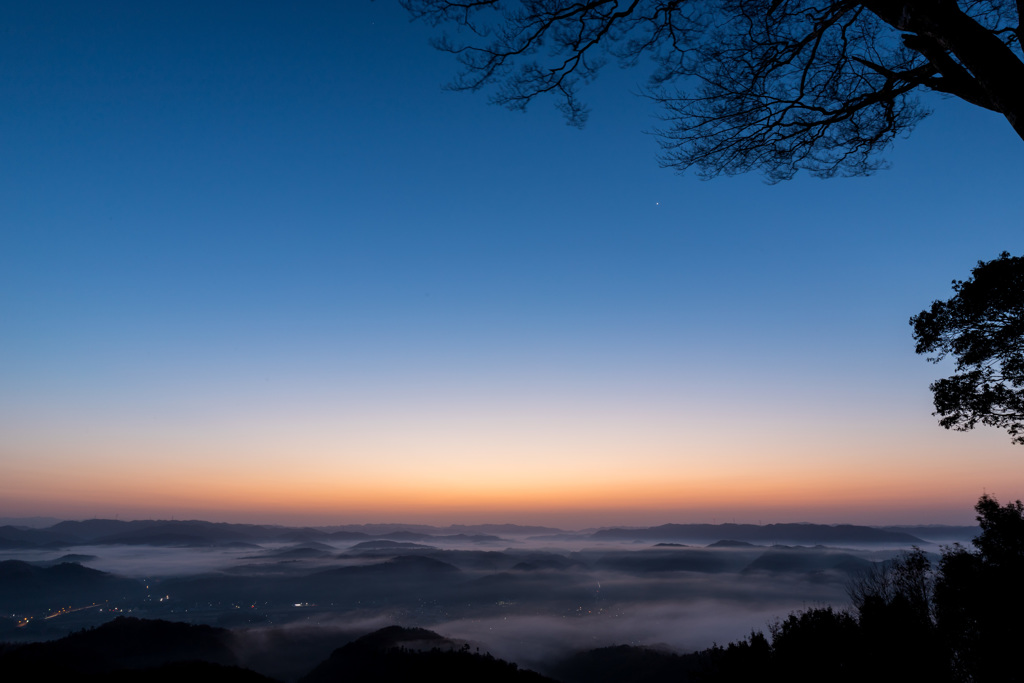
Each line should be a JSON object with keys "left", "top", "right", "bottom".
{"left": 402, "top": 1, "right": 1024, "bottom": 180}
{"left": 706, "top": 631, "right": 771, "bottom": 681}
{"left": 691, "top": 496, "right": 1022, "bottom": 682}
{"left": 849, "top": 549, "right": 949, "bottom": 681}
{"left": 768, "top": 607, "right": 863, "bottom": 682}
{"left": 934, "top": 494, "right": 1024, "bottom": 682}
{"left": 849, "top": 548, "right": 932, "bottom": 626}
{"left": 910, "top": 252, "right": 1024, "bottom": 445}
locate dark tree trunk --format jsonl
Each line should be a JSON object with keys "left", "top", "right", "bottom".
{"left": 863, "top": 0, "right": 1024, "bottom": 142}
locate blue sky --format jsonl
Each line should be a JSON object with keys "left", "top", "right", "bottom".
{"left": 2, "top": 1, "right": 1022, "bottom": 526}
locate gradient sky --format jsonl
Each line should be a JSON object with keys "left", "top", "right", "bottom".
{"left": 2, "top": 1, "right": 1022, "bottom": 528}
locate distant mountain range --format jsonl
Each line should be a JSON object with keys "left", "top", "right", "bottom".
{"left": 0, "top": 518, "right": 978, "bottom": 550}
{"left": 591, "top": 523, "right": 923, "bottom": 545}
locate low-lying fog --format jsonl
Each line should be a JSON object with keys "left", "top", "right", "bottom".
{"left": 1, "top": 527, "right": 950, "bottom": 676}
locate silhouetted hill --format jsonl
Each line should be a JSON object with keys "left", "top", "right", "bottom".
{"left": 249, "top": 543, "right": 335, "bottom": 559}
{"left": 0, "top": 560, "right": 144, "bottom": 612}
{"left": 509, "top": 552, "right": 584, "bottom": 571}
{"left": 43, "top": 519, "right": 299, "bottom": 547}
{"left": 741, "top": 546, "right": 873, "bottom": 576}
{"left": 444, "top": 523, "right": 562, "bottom": 536}
{"left": 0, "top": 616, "right": 241, "bottom": 677}
{"left": 706, "top": 540, "right": 758, "bottom": 548}
{"left": 592, "top": 523, "right": 922, "bottom": 545}
{"left": 299, "top": 626, "right": 554, "bottom": 683}
{"left": 38, "top": 553, "right": 100, "bottom": 565}
{"left": 269, "top": 528, "right": 331, "bottom": 544}
{"left": 593, "top": 548, "right": 750, "bottom": 574}
{"left": 348, "top": 540, "right": 436, "bottom": 551}
{"left": 302, "top": 555, "right": 461, "bottom": 601}
{"left": 3, "top": 619, "right": 555, "bottom": 682}
{"left": 326, "top": 530, "right": 372, "bottom": 541}
{"left": 880, "top": 525, "right": 979, "bottom": 543}
{"left": 317, "top": 523, "right": 562, "bottom": 536}
{"left": 160, "top": 554, "right": 464, "bottom": 608}
{"left": 18, "top": 517, "right": 935, "bottom": 551}
{"left": 0, "top": 516, "right": 63, "bottom": 529}
{"left": 0, "top": 524, "right": 76, "bottom": 548}
{"left": 425, "top": 549, "right": 510, "bottom": 570}
{"left": 48, "top": 519, "right": 162, "bottom": 541}
{"left": 439, "top": 533, "right": 503, "bottom": 543}
{"left": 310, "top": 554, "right": 459, "bottom": 579}
{"left": 90, "top": 520, "right": 268, "bottom": 546}
{"left": 21, "top": 519, "right": 534, "bottom": 549}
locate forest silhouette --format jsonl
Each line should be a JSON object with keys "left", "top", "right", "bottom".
{"left": 692, "top": 494, "right": 1024, "bottom": 683}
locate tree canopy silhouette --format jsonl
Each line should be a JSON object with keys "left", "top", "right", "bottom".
{"left": 911, "top": 252, "right": 1024, "bottom": 445}
{"left": 402, "top": 0, "right": 1024, "bottom": 181}
{"left": 934, "top": 494, "right": 1024, "bottom": 682}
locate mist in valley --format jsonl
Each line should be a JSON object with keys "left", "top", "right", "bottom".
{"left": 0, "top": 518, "right": 962, "bottom": 679}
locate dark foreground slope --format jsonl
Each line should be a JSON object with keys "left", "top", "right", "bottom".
{"left": 0, "top": 617, "right": 271, "bottom": 681}
{"left": 300, "top": 625, "right": 555, "bottom": 683}
{"left": 0, "top": 617, "right": 554, "bottom": 683}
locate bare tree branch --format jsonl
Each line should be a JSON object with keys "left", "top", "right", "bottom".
{"left": 403, "top": 0, "right": 1024, "bottom": 179}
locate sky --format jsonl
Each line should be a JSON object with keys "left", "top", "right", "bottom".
{"left": 2, "top": 1, "right": 1022, "bottom": 528}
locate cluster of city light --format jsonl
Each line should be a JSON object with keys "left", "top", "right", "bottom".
{"left": 44, "top": 602, "right": 102, "bottom": 620}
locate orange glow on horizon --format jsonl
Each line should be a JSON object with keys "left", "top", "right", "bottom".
{"left": 1, "top": 448, "right": 1003, "bottom": 528}
{"left": 4, "top": 414, "right": 1021, "bottom": 528}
